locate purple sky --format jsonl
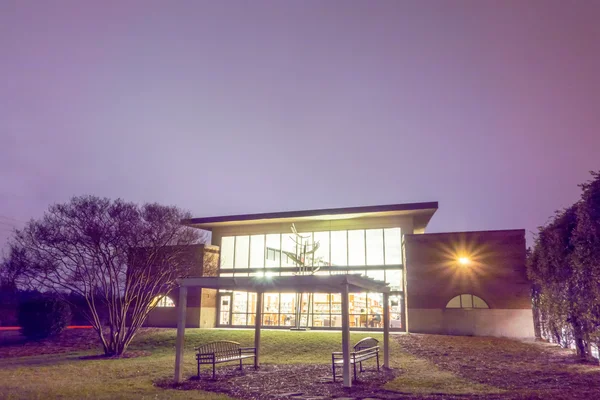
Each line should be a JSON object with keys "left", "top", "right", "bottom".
{"left": 1, "top": 1, "right": 599, "bottom": 250}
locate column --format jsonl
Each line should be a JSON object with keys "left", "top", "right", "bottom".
{"left": 174, "top": 286, "right": 188, "bottom": 383}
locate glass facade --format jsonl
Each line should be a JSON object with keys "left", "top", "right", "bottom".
{"left": 217, "top": 228, "right": 405, "bottom": 330}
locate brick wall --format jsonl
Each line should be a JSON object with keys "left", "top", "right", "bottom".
{"left": 404, "top": 230, "right": 534, "bottom": 338}
{"left": 405, "top": 230, "right": 531, "bottom": 310}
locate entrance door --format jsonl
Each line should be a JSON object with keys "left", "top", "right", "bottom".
{"left": 219, "top": 293, "right": 232, "bottom": 326}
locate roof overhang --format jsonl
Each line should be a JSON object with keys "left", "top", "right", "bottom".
{"left": 183, "top": 202, "right": 438, "bottom": 231}
{"left": 178, "top": 274, "right": 390, "bottom": 293}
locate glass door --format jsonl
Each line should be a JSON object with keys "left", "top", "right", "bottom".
{"left": 219, "top": 293, "right": 232, "bottom": 326}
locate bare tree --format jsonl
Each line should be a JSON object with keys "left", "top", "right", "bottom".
{"left": 2, "top": 196, "right": 203, "bottom": 356}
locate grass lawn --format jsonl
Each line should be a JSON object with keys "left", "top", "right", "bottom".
{"left": 0, "top": 328, "right": 496, "bottom": 399}
{"left": 5, "top": 328, "right": 597, "bottom": 399}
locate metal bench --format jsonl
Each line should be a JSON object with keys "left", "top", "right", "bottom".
{"left": 331, "top": 337, "right": 380, "bottom": 382}
{"left": 195, "top": 340, "right": 257, "bottom": 379}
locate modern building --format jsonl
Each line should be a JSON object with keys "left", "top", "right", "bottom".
{"left": 145, "top": 202, "right": 535, "bottom": 338}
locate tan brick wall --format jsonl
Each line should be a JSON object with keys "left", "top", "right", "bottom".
{"left": 145, "top": 243, "right": 219, "bottom": 328}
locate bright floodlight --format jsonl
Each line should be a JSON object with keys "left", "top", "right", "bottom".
{"left": 458, "top": 257, "right": 470, "bottom": 266}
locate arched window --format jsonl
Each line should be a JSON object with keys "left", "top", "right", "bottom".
{"left": 446, "top": 294, "right": 489, "bottom": 309}
{"left": 154, "top": 295, "right": 175, "bottom": 307}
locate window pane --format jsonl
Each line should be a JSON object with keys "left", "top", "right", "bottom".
{"left": 250, "top": 235, "right": 265, "bottom": 268}
{"left": 220, "top": 237, "right": 235, "bottom": 268}
{"left": 384, "top": 228, "right": 402, "bottom": 265}
{"left": 367, "top": 293, "right": 383, "bottom": 327}
{"left": 348, "top": 230, "right": 366, "bottom": 266}
{"left": 313, "top": 293, "right": 330, "bottom": 313}
{"left": 461, "top": 294, "right": 473, "bottom": 308}
{"left": 349, "top": 293, "right": 367, "bottom": 314}
{"left": 264, "top": 293, "right": 279, "bottom": 313}
{"left": 366, "top": 229, "right": 384, "bottom": 265}
{"left": 473, "top": 296, "right": 489, "bottom": 309}
{"left": 367, "top": 269, "right": 385, "bottom": 282}
{"left": 389, "top": 295, "right": 402, "bottom": 328}
{"left": 331, "top": 294, "right": 342, "bottom": 314}
{"left": 233, "top": 292, "right": 248, "bottom": 313}
{"left": 385, "top": 269, "right": 403, "bottom": 291}
{"left": 313, "top": 232, "right": 330, "bottom": 267}
{"left": 265, "top": 234, "right": 281, "bottom": 268}
{"left": 330, "top": 231, "right": 347, "bottom": 266}
{"left": 446, "top": 296, "right": 461, "bottom": 308}
{"left": 280, "top": 293, "right": 296, "bottom": 314}
{"left": 248, "top": 293, "right": 258, "bottom": 313}
{"left": 234, "top": 236, "right": 249, "bottom": 268}
{"left": 232, "top": 314, "right": 247, "bottom": 325}
{"left": 281, "top": 233, "right": 298, "bottom": 267}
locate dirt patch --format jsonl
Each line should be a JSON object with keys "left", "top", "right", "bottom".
{"left": 395, "top": 334, "right": 600, "bottom": 399}
{"left": 160, "top": 364, "right": 406, "bottom": 399}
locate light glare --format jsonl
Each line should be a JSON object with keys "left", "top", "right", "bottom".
{"left": 458, "top": 257, "right": 470, "bottom": 266}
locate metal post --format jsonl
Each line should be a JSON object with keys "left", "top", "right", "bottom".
{"left": 174, "top": 286, "right": 188, "bottom": 383}
{"left": 383, "top": 292, "right": 390, "bottom": 368}
{"left": 254, "top": 292, "right": 262, "bottom": 368}
{"left": 341, "top": 285, "right": 351, "bottom": 387}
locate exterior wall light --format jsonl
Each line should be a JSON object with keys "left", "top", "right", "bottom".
{"left": 458, "top": 257, "right": 471, "bottom": 266}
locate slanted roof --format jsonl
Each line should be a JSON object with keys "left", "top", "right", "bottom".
{"left": 183, "top": 201, "right": 438, "bottom": 231}
{"left": 178, "top": 274, "right": 390, "bottom": 293}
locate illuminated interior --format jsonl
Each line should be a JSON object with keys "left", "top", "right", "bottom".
{"left": 154, "top": 295, "right": 175, "bottom": 308}
{"left": 217, "top": 228, "right": 404, "bottom": 329}
{"left": 445, "top": 294, "right": 489, "bottom": 309}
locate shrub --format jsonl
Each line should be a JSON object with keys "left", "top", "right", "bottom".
{"left": 18, "top": 296, "right": 72, "bottom": 339}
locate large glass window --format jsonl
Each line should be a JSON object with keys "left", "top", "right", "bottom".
{"left": 219, "top": 228, "right": 404, "bottom": 329}
{"left": 384, "top": 228, "right": 402, "bottom": 264}
{"left": 366, "top": 229, "right": 385, "bottom": 265}
{"left": 249, "top": 235, "right": 265, "bottom": 268}
{"left": 348, "top": 230, "right": 366, "bottom": 266}
{"left": 220, "top": 237, "right": 235, "bottom": 268}
{"left": 330, "top": 230, "right": 347, "bottom": 266}
{"left": 265, "top": 234, "right": 281, "bottom": 268}
{"left": 234, "top": 236, "right": 250, "bottom": 268}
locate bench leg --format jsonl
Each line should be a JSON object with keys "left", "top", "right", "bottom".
{"left": 332, "top": 363, "right": 336, "bottom": 383}
{"left": 353, "top": 363, "right": 357, "bottom": 382}
{"left": 239, "top": 358, "right": 243, "bottom": 370}
{"left": 360, "top": 361, "right": 364, "bottom": 372}
{"left": 212, "top": 363, "right": 216, "bottom": 379}
{"left": 197, "top": 361, "right": 200, "bottom": 378}
{"left": 376, "top": 353, "right": 380, "bottom": 371}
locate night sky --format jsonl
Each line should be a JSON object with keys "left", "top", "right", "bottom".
{"left": 1, "top": 1, "right": 599, "bottom": 250}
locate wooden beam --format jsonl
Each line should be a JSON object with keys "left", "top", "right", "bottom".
{"left": 254, "top": 292, "right": 263, "bottom": 368}
{"left": 383, "top": 292, "right": 390, "bottom": 368}
{"left": 341, "top": 284, "right": 351, "bottom": 387}
{"left": 174, "top": 286, "right": 188, "bottom": 383}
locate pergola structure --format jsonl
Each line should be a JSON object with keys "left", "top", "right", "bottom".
{"left": 173, "top": 274, "right": 391, "bottom": 388}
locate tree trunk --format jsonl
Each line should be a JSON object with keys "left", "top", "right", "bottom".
{"left": 572, "top": 320, "right": 589, "bottom": 360}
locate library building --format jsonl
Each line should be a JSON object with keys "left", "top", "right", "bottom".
{"left": 145, "top": 202, "right": 535, "bottom": 338}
